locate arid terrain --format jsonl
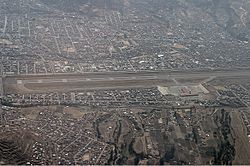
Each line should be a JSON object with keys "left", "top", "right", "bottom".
{"left": 1, "top": 0, "right": 250, "bottom": 165}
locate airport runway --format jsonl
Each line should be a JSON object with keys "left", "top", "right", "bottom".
{"left": 3, "top": 68, "right": 250, "bottom": 93}
{"left": 16, "top": 75, "right": 160, "bottom": 84}
{"left": 11, "top": 68, "right": 250, "bottom": 84}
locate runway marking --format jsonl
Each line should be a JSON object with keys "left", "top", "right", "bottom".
{"left": 62, "top": 79, "right": 67, "bottom": 82}
{"left": 17, "top": 80, "right": 23, "bottom": 84}
{"left": 138, "top": 76, "right": 158, "bottom": 79}
{"left": 172, "top": 78, "right": 180, "bottom": 85}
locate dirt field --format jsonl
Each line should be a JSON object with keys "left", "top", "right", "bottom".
{"left": 63, "top": 106, "right": 86, "bottom": 119}
{"left": 22, "top": 106, "right": 88, "bottom": 120}
{"left": 22, "top": 107, "right": 43, "bottom": 120}
{"left": 231, "top": 110, "right": 250, "bottom": 165}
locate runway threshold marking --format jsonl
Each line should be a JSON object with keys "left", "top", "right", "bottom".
{"left": 17, "top": 80, "right": 23, "bottom": 84}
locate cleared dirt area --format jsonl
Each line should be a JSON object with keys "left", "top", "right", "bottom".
{"left": 231, "top": 111, "right": 250, "bottom": 165}
{"left": 63, "top": 106, "right": 86, "bottom": 119}
{"left": 22, "top": 107, "right": 42, "bottom": 120}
